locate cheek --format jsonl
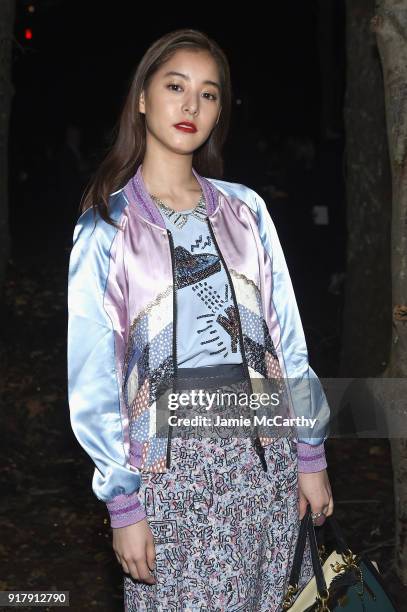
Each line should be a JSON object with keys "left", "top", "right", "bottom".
{"left": 206, "top": 105, "right": 220, "bottom": 123}
{"left": 156, "top": 99, "right": 180, "bottom": 124}
{"left": 144, "top": 102, "right": 170, "bottom": 131}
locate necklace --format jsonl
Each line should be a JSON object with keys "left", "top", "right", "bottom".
{"left": 150, "top": 192, "right": 207, "bottom": 229}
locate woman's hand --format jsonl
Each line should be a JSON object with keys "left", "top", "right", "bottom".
{"left": 112, "top": 518, "right": 156, "bottom": 584}
{"left": 298, "top": 469, "right": 334, "bottom": 526}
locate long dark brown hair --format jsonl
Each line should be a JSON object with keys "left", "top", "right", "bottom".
{"left": 80, "top": 28, "right": 233, "bottom": 229}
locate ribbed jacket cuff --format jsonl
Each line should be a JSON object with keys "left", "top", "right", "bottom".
{"left": 297, "top": 441, "right": 327, "bottom": 473}
{"left": 106, "top": 491, "right": 147, "bottom": 528}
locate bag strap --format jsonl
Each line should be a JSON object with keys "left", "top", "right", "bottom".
{"left": 283, "top": 504, "right": 330, "bottom": 609}
{"left": 285, "top": 504, "right": 352, "bottom": 593}
{"left": 307, "top": 512, "right": 328, "bottom": 597}
{"left": 325, "top": 513, "right": 350, "bottom": 555}
{"left": 289, "top": 504, "right": 328, "bottom": 595}
{"left": 283, "top": 504, "right": 359, "bottom": 609}
{"left": 286, "top": 504, "right": 312, "bottom": 588}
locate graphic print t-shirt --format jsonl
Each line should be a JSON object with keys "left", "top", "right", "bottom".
{"left": 154, "top": 196, "right": 244, "bottom": 368}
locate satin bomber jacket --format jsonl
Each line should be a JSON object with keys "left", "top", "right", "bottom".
{"left": 67, "top": 165, "right": 331, "bottom": 529}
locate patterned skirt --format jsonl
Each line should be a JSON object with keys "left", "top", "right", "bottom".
{"left": 124, "top": 365, "right": 314, "bottom": 612}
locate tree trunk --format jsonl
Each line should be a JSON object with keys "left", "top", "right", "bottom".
{"left": 0, "top": 0, "right": 14, "bottom": 294}
{"left": 371, "top": 0, "right": 407, "bottom": 586}
{"left": 341, "top": 0, "right": 392, "bottom": 378}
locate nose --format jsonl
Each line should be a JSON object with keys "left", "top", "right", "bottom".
{"left": 182, "top": 94, "right": 199, "bottom": 117}
{"left": 183, "top": 105, "right": 198, "bottom": 117}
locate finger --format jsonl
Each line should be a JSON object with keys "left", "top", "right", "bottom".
{"left": 126, "top": 559, "right": 142, "bottom": 582}
{"left": 146, "top": 539, "right": 156, "bottom": 573}
{"left": 325, "top": 496, "right": 334, "bottom": 516}
{"left": 311, "top": 505, "right": 326, "bottom": 527}
{"left": 320, "top": 492, "right": 333, "bottom": 518}
{"left": 298, "top": 491, "right": 308, "bottom": 520}
{"left": 121, "top": 559, "right": 131, "bottom": 575}
{"left": 314, "top": 514, "right": 326, "bottom": 527}
{"left": 135, "top": 558, "right": 157, "bottom": 585}
{"left": 115, "top": 552, "right": 121, "bottom": 565}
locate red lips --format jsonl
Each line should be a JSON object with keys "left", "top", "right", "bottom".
{"left": 174, "top": 122, "right": 197, "bottom": 133}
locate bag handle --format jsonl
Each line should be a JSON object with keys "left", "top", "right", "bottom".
{"left": 286, "top": 503, "right": 312, "bottom": 589}
{"left": 325, "top": 512, "right": 350, "bottom": 555}
{"left": 307, "top": 512, "right": 329, "bottom": 599}
{"left": 285, "top": 505, "right": 327, "bottom": 595}
{"left": 283, "top": 503, "right": 350, "bottom": 609}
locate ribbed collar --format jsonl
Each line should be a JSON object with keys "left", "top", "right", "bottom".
{"left": 123, "top": 163, "right": 220, "bottom": 228}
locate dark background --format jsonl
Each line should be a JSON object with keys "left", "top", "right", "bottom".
{"left": 10, "top": 0, "right": 346, "bottom": 297}
{"left": 3, "top": 1, "right": 403, "bottom": 610}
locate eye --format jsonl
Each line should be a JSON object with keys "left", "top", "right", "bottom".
{"left": 167, "top": 83, "right": 183, "bottom": 92}
{"left": 203, "top": 92, "right": 218, "bottom": 101}
{"left": 167, "top": 83, "right": 218, "bottom": 101}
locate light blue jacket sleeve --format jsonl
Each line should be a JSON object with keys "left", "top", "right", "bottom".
{"left": 67, "top": 208, "right": 147, "bottom": 527}
{"left": 252, "top": 189, "right": 330, "bottom": 472}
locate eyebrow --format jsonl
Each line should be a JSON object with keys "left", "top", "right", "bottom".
{"left": 163, "top": 70, "right": 221, "bottom": 91}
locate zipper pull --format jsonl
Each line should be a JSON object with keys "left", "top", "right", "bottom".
{"left": 166, "top": 424, "right": 173, "bottom": 468}
{"left": 252, "top": 435, "right": 268, "bottom": 472}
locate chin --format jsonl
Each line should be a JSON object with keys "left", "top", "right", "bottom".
{"left": 168, "top": 140, "right": 201, "bottom": 155}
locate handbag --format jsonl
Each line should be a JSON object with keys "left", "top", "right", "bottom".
{"left": 281, "top": 503, "right": 399, "bottom": 611}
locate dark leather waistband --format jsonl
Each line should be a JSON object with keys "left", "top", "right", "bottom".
{"left": 175, "top": 363, "right": 246, "bottom": 390}
{"left": 174, "top": 363, "right": 268, "bottom": 472}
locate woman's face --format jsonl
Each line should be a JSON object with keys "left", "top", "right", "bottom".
{"left": 139, "top": 49, "right": 222, "bottom": 155}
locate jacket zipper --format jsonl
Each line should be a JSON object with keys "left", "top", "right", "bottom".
{"left": 206, "top": 218, "right": 268, "bottom": 472}
{"left": 166, "top": 229, "right": 177, "bottom": 468}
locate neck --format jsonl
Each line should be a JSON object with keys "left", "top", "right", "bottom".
{"left": 140, "top": 154, "right": 201, "bottom": 200}
{"left": 126, "top": 164, "right": 219, "bottom": 225}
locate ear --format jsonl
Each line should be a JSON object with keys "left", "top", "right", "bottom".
{"left": 139, "top": 90, "right": 146, "bottom": 115}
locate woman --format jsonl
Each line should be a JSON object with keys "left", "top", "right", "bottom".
{"left": 67, "top": 28, "right": 334, "bottom": 611}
